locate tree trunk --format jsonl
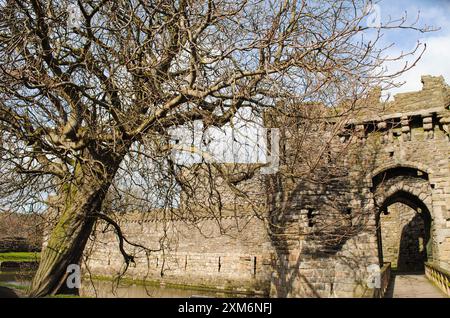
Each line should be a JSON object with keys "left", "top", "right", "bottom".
{"left": 28, "top": 179, "right": 111, "bottom": 297}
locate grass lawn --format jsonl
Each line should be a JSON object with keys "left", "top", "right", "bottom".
{"left": 0, "top": 281, "right": 28, "bottom": 291}
{"left": 0, "top": 252, "right": 40, "bottom": 262}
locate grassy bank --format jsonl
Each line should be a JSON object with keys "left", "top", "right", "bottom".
{"left": 0, "top": 252, "right": 40, "bottom": 262}
{"left": 0, "top": 281, "right": 28, "bottom": 291}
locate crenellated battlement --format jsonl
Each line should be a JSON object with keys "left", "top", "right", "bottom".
{"left": 350, "top": 75, "right": 450, "bottom": 123}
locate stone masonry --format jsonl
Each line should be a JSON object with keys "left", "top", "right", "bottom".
{"left": 85, "top": 75, "right": 450, "bottom": 298}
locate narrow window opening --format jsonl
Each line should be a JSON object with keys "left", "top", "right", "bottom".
{"left": 307, "top": 209, "right": 315, "bottom": 227}
{"left": 218, "top": 257, "right": 221, "bottom": 272}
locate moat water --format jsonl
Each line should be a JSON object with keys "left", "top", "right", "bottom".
{"left": 0, "top": 269, "right": 251, "bottom": 298}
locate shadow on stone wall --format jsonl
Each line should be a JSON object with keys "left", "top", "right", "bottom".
{"left": 266, "top": 163, "right": 377, "bottom": 297}
{"left": 265, "top": 114, "right": 394, "bottom": 297}
{"left": 397, "top": 213, "right": 430, "bottom": 272}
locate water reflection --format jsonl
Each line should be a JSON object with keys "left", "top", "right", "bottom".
{"left": 0, "top": 270, "right": 254, "bottom": 298}
{"left": 0, "top": 268, "right": 34, "bottom": 287}
{"left": 81, "top": 279, "right": 247, "bottom": 298}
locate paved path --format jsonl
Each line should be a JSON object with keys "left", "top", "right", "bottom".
{"left": 385, "top": 273, "right": 447, "bottom": 298}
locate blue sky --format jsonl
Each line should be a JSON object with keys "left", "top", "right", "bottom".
{"left": 374, "top": 0, "right": 450, "bottom": 96}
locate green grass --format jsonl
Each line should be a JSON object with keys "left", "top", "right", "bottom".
{"left": 0, "top": 281, "right": 28, "bottom": 291}
{"left": 0, "top": 252, "right": 40, "bottom": 262}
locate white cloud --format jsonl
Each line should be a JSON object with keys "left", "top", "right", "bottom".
{"left": 379, "top": 0, "right": 450, "bottom": 97}
{"left": 385, "top": 33, "right": 450, "bottom": 97}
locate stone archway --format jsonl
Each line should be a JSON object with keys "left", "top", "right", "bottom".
{"left": 371, "top": 168, "right": 434, "bottom": 272}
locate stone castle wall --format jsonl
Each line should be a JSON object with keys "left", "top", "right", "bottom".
{"left": 85, "top": 75, "right": 450, "bottom": 297}
{"left": 352, "top": 76, "right": 450, "bottom": 271}
{"left": 85, "top": 215, "right": 274, "bottom": 294}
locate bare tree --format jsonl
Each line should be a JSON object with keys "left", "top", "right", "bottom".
{"left": 0, "top": 0, "right": 429, "bottom": 297}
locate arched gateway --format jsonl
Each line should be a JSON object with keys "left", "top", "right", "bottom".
{"left": 371, "top": 166, "right": 433, "bottom": 272}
